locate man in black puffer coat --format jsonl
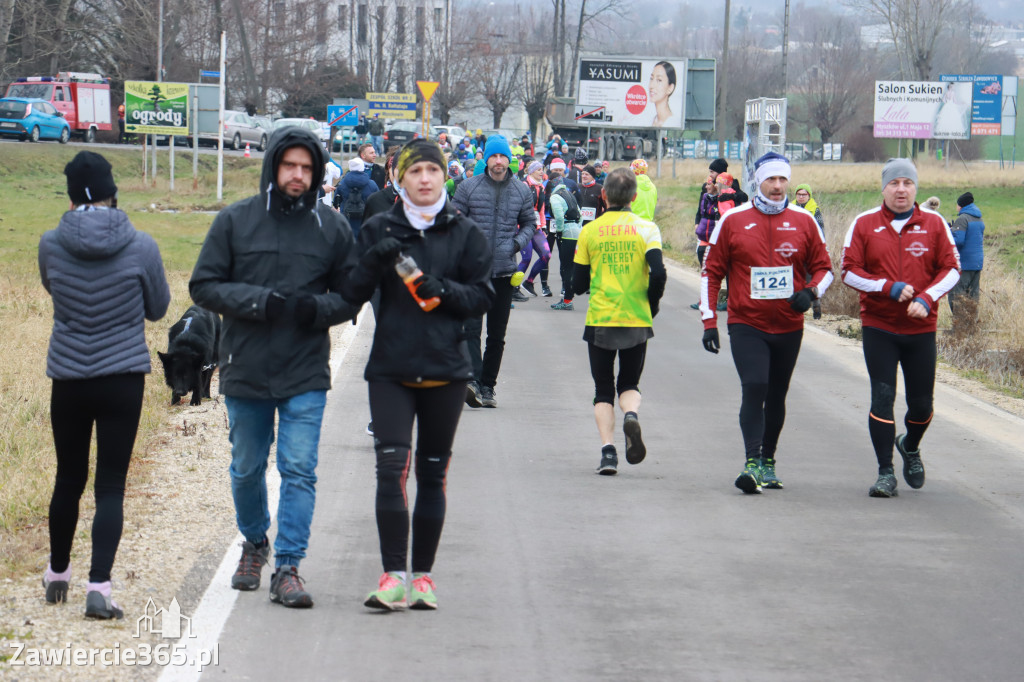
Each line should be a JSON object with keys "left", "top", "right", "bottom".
{"left": 453, "top": 134, "right": 537, "bottom": 408}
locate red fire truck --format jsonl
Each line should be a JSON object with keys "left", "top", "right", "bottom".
{"left": 4, "top": 72, "right": 112, "bottom": 142}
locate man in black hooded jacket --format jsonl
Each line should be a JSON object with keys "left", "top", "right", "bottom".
{"left": 190, "top": 126, "right": 358, "bottom": 609}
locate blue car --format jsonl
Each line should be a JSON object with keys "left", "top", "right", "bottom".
{"left": 0, "top": 97, "right": 71, "bottom": 143}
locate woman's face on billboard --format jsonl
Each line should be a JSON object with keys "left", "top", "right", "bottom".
{"left": 649, "top": 64, "right": 675, "bottom": 104}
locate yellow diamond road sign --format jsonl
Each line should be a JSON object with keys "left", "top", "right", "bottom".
{"left": 417, "top": 81, "right": 440, "bottom": 102}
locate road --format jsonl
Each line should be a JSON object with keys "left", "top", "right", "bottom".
{"left": 184, "top": 263, "right": 1024, "bottom": 681}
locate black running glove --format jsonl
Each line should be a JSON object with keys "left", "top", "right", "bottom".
{"left": 414, "top": 274, "right": 445, "bottom": 300}
{"left": 702, "top": 328, "right": 720, "bottom": 354}
{"left": 362, "top": 237, "right": 403, "bottom": 270}
{"left": 293, "top": 294, "right": 318, "bottom": 327}
{"left": 788, "top": 288, "right": 815, "bottom": 313}
{"left": 265, "top": 291, "right": 287, "bottom": 321}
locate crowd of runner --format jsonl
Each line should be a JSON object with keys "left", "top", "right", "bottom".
{"left": 37, "top": 128, "right": 960, "bottom": 619}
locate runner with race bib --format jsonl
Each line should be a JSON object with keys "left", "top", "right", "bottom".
{"left": 699, "top": 152, "right": 834, "bottom": 494}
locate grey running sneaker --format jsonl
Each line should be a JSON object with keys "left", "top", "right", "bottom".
{"left": 734, "top": 459, "right": 763, "bottom": 494}
{"left": 269, "top": 565, "right": 314, "bottom": 608}
{"left": 465, "top": 381, "right": 483, "bottom": 408}
{"left": 522, "top": 280, "right": 538, "bottom": 297}
{"left": 597, "top": 447, "right": 618, "bottom": 475}
{"left": 42, "top": 563, "right": 70, "bottom": 604}
{"left": 895, "top": 434, "right": 925, "bottom": 489}
{"left": 761, "top": 458, "right": 784, "bottom": 489}
{"left": 511, "top": 288, "right": 530, "bottom": 302}
{"left": 623, "top": 414, "right": 646, "bottom": 465}
{"left": 550, "top": 300, "right": 573, "bottom": 310}
{"left": 231, "top": 539, "right": 270, "bottom": 591}
{"left": 479, "top": 385, "right": 497, "bottom": 408}
{"left": 85, "top": 583, "right": 123, "bottom": 620}
{"left": 869, "top": 470, "right": 899, "bottom": 498}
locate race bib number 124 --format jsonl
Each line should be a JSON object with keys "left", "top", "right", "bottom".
{"left": 750, "top": 265, "right": 794, "bottom": 299}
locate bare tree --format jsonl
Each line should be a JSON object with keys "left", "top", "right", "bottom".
{"left": 480, "top": 51, "right": 523, "bottom": 128}
{"left": 846, "top": 0, "right": 964, "bottom": 80}
{"left": 567, "top": 0, "right": 628, "bottom": 97}
{"left": 790, "top": 18, "right": 878, "bottom": 142}
{"left": 519, "top": 53, "right": 551, "bottom": 140}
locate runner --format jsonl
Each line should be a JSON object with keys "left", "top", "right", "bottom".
{"left": 516, "top": 160, "right": 553, "bottom": 297}
{"left": 841, "top": 158, "right": 960, "bottom": 497}
{"left": 700, "top": 152, "right": 834, "bottom": 494}
{"left": 573, "top": 168, "right": 666, "bottom": 474}
{"left": 340, "top": 139, "right": 493, "bottom": 609}
{"left": 630, "top": 159, "right": 658, "bottom": 222}
{"left": 548, "top": 159, "right": 584, "bottom": 311}
{"left": 39, "top": 151, "right": 170, "bottom": 618}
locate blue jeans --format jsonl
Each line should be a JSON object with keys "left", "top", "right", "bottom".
{"left": 225, "top": 391, "right": 327, "bottom": 569}
{"left": 371, "top": 135, "right": 383, "bottom": 155}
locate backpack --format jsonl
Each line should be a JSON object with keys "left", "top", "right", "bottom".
{"left": 342, "top": 187, "right": 366, "bottom": 221}
{"left": 553, "top": 184, "right": 581, "bottom": 223}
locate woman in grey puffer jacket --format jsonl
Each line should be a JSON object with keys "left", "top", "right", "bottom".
{"left": 37, "top": 151, "right": 170, "bottom": 620}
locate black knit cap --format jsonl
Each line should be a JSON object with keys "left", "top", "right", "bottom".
{"left": 709, "top": 158, "right": 729, "bottom": 173}
{"left": 957, "top": 192, "right": 974, "bottom": 207}
{"left": 64, "top": 151, "right": 117, "bottom": 205}
{"left": 574, "top": 147, "right": 589, "bottom": 163}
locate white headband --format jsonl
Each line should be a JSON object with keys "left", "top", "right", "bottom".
{"left": 754, "top": 159, "right": 791, "bottom": 186}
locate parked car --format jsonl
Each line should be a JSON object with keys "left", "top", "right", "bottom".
{"left": 0, "top": 97, "right": 70, "bottom": 143}
{"left": 384, "top": 121, "right": 438, "bottom": 147}
{"left": 274, "top": 117, "right": 328, "bottom": 148}
{"left": 333, "top": 128, "right": 368, "bottom": 153}
{"left": 223, "top": 110, "right": 267, "bottom": 151}
{"left": 434, "top": 125, "right": 467, "bottom": 142}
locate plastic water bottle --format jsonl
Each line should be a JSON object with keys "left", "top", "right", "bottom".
{"left": 394, "top": 253, "right": 440, "bottom": 312}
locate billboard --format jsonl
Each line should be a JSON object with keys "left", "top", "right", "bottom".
{"left": 576, "top": 58, "right": 686, "bottom": 130}
{"left": 940, "top": 74, "right": 1019, "bottom": 136}
{"left": 366, "top": 92, "right": 416, "bottom": 120}
{"left": 873, "top": 80, "right": 973, "bottom": 140}
{"left": 124, "top": 81, "right": 189, "bottom": 135}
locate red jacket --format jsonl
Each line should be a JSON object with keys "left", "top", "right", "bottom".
{"left": 841, "top": 203, "right": 960, "bottom": 334}
{"left": 702, "top": 203, "right": 834, "bottom": 333}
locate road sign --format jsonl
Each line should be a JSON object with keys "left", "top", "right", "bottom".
{"left": 574, "top": 105, "right": 608, "bottom": 122}
{"left": 417, "top": 81, "right": 440, "bottom": 101}
{"left": 200, "top": 70, "right": 220, "bottom": 78}
{"left": 366, "top": 92, "right": 417, "bottom": 120}
{"left": 327, "top": 105, "right": 359, "bottom": 127}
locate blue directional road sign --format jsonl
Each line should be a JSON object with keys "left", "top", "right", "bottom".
{"left": 200, "top": 70, "right": 220, "bottom": 78}
{"left": 327, "top": 105, "right": 359, "bottom": 127}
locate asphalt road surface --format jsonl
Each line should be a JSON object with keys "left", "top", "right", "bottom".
{"left": 193, "top": 263, "right": 1024, "bottom": 681}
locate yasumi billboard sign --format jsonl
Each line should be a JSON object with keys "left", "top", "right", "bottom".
{"left": 873, "top": 80, "right": 973, "bottom": 140}
{"left": 576, "top": 58, "right": 686, "bottom": 130}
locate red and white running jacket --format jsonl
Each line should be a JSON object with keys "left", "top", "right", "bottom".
{"left": 701, "top": 203, "right": 834, "bottom": 334}
{"left": 842, "top": 203, "right": 960, "bottom": 334}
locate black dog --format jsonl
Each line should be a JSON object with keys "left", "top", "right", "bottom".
{"left": 158, "top": 305, "right": 220, "bottom": 406}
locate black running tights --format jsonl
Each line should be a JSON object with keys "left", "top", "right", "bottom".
{"left": 727, "top": 324, "right": 803, "bottom": 460}
{"left": 368, "top": 381, "right": 465, "bottom": 573}
{"left": 49, "top": 373, "right": 144, "bottom": 583}
{"left": 862, "top": 327, "right": 936, "bottom": 469}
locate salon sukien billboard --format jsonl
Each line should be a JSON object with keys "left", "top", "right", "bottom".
{"left": 873, "top": 80, "right": 973, "bottom": 140}
{"left": 124, "top": 81, "right": 189, "bottom": 135}
{"left": 576, "top": 58, "right": 686, "bottom": 130}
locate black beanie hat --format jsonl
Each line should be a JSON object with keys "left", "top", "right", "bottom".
{"left": 574, "top": 147, "right": 589, "bottom": 163}
{"left": 709, "top": 158, "right": 729, "bottom": 174}
{"left": 64, "top": 151, "right": 117, "bottom": 205}
{"left": 957, "top": 192, "right": 974, "bottom": 208}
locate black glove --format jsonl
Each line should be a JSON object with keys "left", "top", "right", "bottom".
{"left": 293, "top": 294, "right": 318, "bottom": 327}
{"left": 414, "top": 274, "right": 445, "bottom": 300}
{"left": 649, "top": 297, "right": 660, "bottom": 318}
{"left": 362, "top": 237, "right": 403, "bottom": 269}
{"left": 702, "top": 328, "right": 720, "bottom": 354}
{"left": 265, "top": 291, "right": 287, "bottom": 321}
{"left": 788, "top": 288, "right": 815, "bottom": 313}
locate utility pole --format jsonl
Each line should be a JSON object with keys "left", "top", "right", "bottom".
{"left": 717, "top": 0, "right": 730, "bottom": 150}
{"left": 782, "top": 0, "right": 790, "bottom": 98}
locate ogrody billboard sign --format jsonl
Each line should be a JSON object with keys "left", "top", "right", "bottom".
{"left": 873, "top": 80, "right": 973, "bottom": 140}
{"left": 576, "top": 58, "right": 686, "bottom": 130}
{"left": 124, "top": 81, "right": 189, "bottom": 135}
